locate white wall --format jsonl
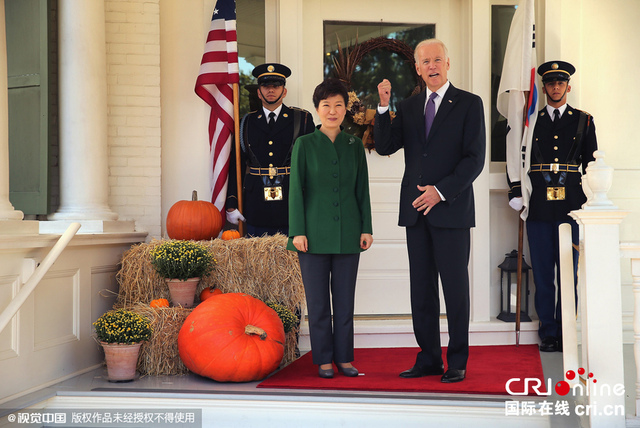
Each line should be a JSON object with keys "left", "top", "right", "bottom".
{"left": 105, "top": 0, "right": 162, "bottom": 238}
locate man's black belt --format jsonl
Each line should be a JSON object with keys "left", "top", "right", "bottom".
{"left": 530, "top": 163, "right": 579, "bottom": 173}
{"left": 249, "top": 166, "right": 290, "bottom": 177}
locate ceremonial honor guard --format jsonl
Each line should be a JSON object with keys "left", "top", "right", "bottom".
{"left": 507, "top": 61, "right": 598, "bottom": 352}
{"left": 226, "top": 63, "right": 315, "bottom": 236}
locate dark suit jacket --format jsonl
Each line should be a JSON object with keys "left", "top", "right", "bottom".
{"left": 227, "top": 105, "right": 315, "bottom": 228}
{"left": 374, "top": 84, "right": 486, "bottom": 229}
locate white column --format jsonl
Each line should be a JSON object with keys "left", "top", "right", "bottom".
{"left": 49, "top": 0, "right": 117, "bottom": 222}
{"left": 0, "top": 0, "right": 24, "bottom": 221}
{"left": 570, "top": 151, "right": 627, "bottom": 428}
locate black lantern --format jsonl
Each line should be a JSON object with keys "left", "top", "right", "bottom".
{"left": 497, "top": 250, "right": 532, "bottom": 322}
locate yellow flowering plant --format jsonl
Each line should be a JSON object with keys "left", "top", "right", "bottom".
{"left": 93, "top": 308, "right": 152, "bottom": 344}
{"left": 150, "top": 240, "right": 215, "bottom": 281}
{"left": 266, "top": 301, "right": 299, "bottom": 333}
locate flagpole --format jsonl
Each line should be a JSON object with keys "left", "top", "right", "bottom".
{"left": 515, "top": 88, "right": 532, "bottom": 347}
{"left": 232, "top": 83, "right": 244, "bottom": 236}
{"left": 516, "top": 214, "right": 524, "bottom": 346}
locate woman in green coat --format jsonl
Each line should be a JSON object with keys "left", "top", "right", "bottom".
{"left": 287, "top": 78, "right": 373, "bottom": 379}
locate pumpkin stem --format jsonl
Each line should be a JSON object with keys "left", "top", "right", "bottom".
{"left": 245, "top": 325, "right": 267, "bottom": 340}
{"left": 192, "top": 190, "right": 198, "bottom": 201}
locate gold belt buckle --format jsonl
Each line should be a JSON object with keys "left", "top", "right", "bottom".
{"left": 268, "top": 167, "right": 277, "bottom": 178}
{"left": 550, "top": 163, "right": 560, "bottom": 174}
{"left": 547, "top": 186, "right": 566, "bottom": 201}
{"left": 264, "top": 186, "right": 283, "bottom": 201}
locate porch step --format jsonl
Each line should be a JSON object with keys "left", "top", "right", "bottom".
{"left": 3, "top": 388, "right": 552, "bottom": 428}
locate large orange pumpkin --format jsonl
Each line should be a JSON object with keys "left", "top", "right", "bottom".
{"left": 178, "top": 293, "right": 285, "bottom": 382}
{"left": 166, "top": 191, "right": 223, "bottom": 241}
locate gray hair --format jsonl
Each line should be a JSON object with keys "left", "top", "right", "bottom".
{"left": 414, "top": 39, "right": 449, "bottom": 63}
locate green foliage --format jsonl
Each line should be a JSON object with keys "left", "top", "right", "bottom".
{"left": 150, "top": 240, "right": 215, "bottom": 280}
{"left": 93, "top": 309, "right": 152, "bottom": 344}
{"left": 266, "top": 302, "right": 298, "bottom": 334}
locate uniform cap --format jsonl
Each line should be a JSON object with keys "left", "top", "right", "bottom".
{"left": 252, "top": 63, "right": 291, "bottom": 86}
{"left": 537, "top": 61, "right": 575, "bottom": 83}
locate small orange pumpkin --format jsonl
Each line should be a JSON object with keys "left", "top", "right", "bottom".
{"left": 166, "top": 191, "right": 223, "bottom": 241}
{"left": 221, "top": 229, "right": 241, "bottom": 240}
{"left": 199, "top": 287, "right": 222, "bottom": 302}
{"left": 178, "top": 293, "right": 285, "bottom": 382}
{"left": 150, "top": 298, "right": 169, "bottom": 308}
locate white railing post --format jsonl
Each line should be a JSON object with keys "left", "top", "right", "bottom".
{"left": 620, "top": 245, "right": 640, "bottom": 418}
{"left": 559, "top": 223, "right": 579, "bottom": 386}
{"left": 570, "top": 151, "right": 627, "bottom": 428}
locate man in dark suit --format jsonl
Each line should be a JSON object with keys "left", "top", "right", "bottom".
{"left": 226, "top": 63, "right": 315, "bottom": 236}
{"left": 374, "top": 39, "right": 486, "bottom": 383}
{"left": 507, "top": 61, "right": 597, "bottom": 352}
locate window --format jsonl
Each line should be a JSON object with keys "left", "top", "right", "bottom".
{"left": 237, "top": 0, "right": 265, "bottom": 116}
{"left": 490, "top": 5, "right": 518, "bottom": 162}
{"left": 323, "top": 21, "right": 435, "bottom": 110}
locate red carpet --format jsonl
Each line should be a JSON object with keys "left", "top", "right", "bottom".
{"left": 258, "top": 345, "right": 545, "bottom": 396}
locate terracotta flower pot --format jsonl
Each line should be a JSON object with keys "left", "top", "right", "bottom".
{"left": 165, "top": 277, "right": 200, "bottom": 308}
{"left": 101, "top": 342, "right": 142, "bottom": 382}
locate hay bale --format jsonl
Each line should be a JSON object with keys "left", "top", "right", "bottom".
{"left": 128, "top": 303, "right": 192, "bottom": 376}
{"left": 116, "top": 234, "right": 305, "bottom": 371}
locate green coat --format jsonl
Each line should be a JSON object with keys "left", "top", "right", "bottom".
{"left": 287, "top": 128, "right": 372, "bottom": 254}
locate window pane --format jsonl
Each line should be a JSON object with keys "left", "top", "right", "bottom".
{"left": 491, "top": 5, "right": 517, "bottom": 162}
{"left": 323, "top": 21, "right": 435, "bottom": 109}
{"left": 237, "top": 0, "right": 265, "bottom": 116}
{"left": 323, "top": 21, "right": 435, "bottom": 139}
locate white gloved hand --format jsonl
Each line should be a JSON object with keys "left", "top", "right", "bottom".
{"left": 226, "top": 209, "right": 246, "bottom": 225}
{"left": 509, "top": 197, "right": 524, "bottom": 211}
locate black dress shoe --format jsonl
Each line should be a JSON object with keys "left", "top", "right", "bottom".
{"left": 318, "top": 366, "right": 334, "bottom": 378}
{"left": 399, "top": 365, "right": 444, "bottom": 378}
{"left": 441, "top": 369, "right": 466, "bottom": 383}
{"left": 337, "top": 364, "right": 359, "bottom": 377}
{"left": 539, "top": 337, "right": 558, "bottom": 352}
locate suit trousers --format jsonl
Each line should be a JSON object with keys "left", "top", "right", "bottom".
{"left": 526, "top": 219, "right": 579, "bottom": 340}
{"left": 297, "top": 252, "right": 360, "bottom": 365}
{"left": 406, "top": 216, "right": 470, "bottom": 371}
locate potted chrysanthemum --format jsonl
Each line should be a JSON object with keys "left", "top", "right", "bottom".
{"left": 150, "top": 240, "right": 215, "bottom": 307}
{"left": 93, "top": 308, "right": 152, "bottom": 381}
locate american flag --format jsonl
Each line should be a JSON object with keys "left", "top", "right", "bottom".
{"left": 195, "top": 0, "right": 239, "bottom": 211}
{"left": 497, "top": 0, "right": 538, "bottom": 220}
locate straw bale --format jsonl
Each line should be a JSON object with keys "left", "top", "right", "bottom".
{"left": 116, "top": 234, "right": 305, "bottom": 372}
{"left": 128, "top": 303, "right": 192, "bottom": 376}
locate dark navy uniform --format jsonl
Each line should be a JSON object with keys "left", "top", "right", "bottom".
{"left": 227, "top": 105, "right": 314, "bottom": 232}
{"left": 527, "top": 105, "right": 597, "bottom": 221}
{"left": 509, "top": 61, "right": 597, "bottom": 349}
{"left": 227, "top": 63, "right": 315, "bottom": 235}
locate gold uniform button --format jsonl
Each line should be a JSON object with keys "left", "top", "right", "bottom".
{"left": 554, "top": 146, "right": 558, "bottom": 150}
{"left": 554, "top": 158, "right": 559, "bottom": 162}
{"left": 268, "top": 141, "right": 273, "bottom": 145}
{"left": 554, "top": 135, "right": 559, "bottom": 139}
{"left": 568, "top": 110, "right": 573, "bottom": 115}
{"left": 269, "top": 152, "right": 273, "bottom": 156}
{"left": 269, "top": 163, "right": 273, "bottom": 167}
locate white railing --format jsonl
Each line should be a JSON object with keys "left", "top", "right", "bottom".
{"left": 560, "top": 151, "right": 628, "bottom": 428}
{"left": 0, "top": 222, "right": 81, "bottom": 333}
{"left": 620, "top": 243, "right": 640, "bottom": 418}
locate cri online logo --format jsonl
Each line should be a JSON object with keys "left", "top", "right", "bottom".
{"left": 506, "top": 367, "right": 623, "bottom": 396}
